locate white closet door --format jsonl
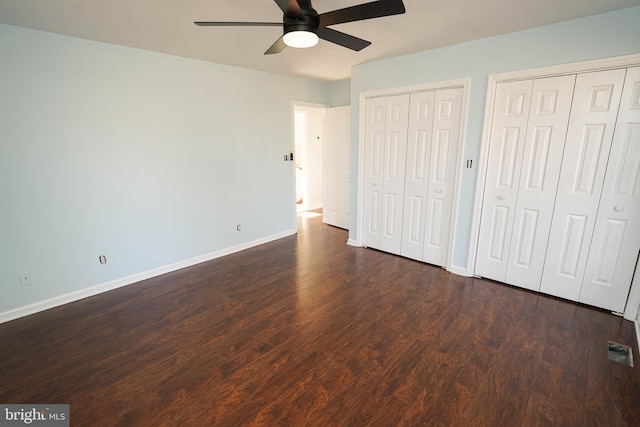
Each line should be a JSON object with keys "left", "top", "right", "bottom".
{"left": 401, "top": 90, "right": 435, "bottom": 261}
{"left": 423, "top": 87, "right": 463, "bottom": 266}
{"left": 363, "top": 97, "right": 387, "bottom": 249}
{"left": 504, "top": 75, "right": 576, "bottom": 291}
{"left": 363, "top": 95, "right": 410, "bottom": 253}
{"left": 540, "top": 69, "right": 626, "bottom": 301}
{"left": 380, "top": 95, "right": 410, "bottom": 254}
{"left": 476, "top": 80, "right": 533, "bottom": 281}
{"left": 323, "top": 106, "right": 351, "bottom": 230}
{"left": 580, "top": 67, "right": 640, "bottom": 311}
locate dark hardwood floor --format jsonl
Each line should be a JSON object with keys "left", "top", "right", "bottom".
{"left": 1, "top": 214, "right": 639, "bottom": 426}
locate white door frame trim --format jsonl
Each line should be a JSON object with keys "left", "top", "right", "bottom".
{"left": 467, "top": 54, "right": 640, "bottom": 320}
{"left": 356, "top": 78, "right": 471, "bottom": 273}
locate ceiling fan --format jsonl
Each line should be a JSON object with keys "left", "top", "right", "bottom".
{"left": 194, "top": 0, "right": 406, "bottom": 55}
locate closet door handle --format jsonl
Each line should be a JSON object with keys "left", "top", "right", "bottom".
{"left": 497, "top": 195, "right": 505, "bottom": 201}
{"left": 435, "top": 189, "right": 442, "bottom": 194}
{"left": 614, "top": 206, "right": 624, "bottom": 212}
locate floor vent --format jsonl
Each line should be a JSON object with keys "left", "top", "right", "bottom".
{"left": 608, "top": 341, "right": 634, "bottom": 367}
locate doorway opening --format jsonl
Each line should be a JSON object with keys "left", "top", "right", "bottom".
{"left": 293, "top": 104, "right": 325, "bottom": 214}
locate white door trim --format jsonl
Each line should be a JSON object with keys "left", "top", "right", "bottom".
{"left": 356, "top": 78, "right": 471, "bottom": 273}
{"left": 467, "top": 54, "right": 640, "bottom": 318}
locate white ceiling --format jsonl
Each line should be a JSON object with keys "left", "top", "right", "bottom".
{"left": 1, "top": 0, "right": 638, "bottom": 81}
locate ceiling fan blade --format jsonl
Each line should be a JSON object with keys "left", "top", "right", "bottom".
{"left": 316, "top": 27, "right": 371, "bottom": 51}
{"left": 194, "top": 22, "right": 282, "bottom": 27}
{"left": 319, "top": 0, "right": 405, "bottom": 27}
{"left": 264, "top": 36, "right": 287, "bottom": 55}
{"left": 273, "top": 0, "right": 304, "bottom": 19}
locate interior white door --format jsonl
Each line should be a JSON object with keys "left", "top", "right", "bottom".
{"left": 422, "top": 88, "right": 463, "bottom": 266}
{"left": 363, "top": 97, "right": 387, "bottom": 249}
{"left": 540, "top": 69, "right": 626, "bottom": 301}
{"left": 323, "top": 106, "right": 351, "bottom": 230}
{"left": 475, "top": 80, "right": 533, "bottom": 282}
{"left": 504, "top": 75, "right": 576, "bottom": 291}
{"left": 401, "top": 90, "right": 435, "bottom": 261}
{"left": 579, "top": 67, "right": 640, "bottom": 312}
{"left": 380, "top": 95, "right": 410, "bottom": 254}
{"left": 363, "top": 95, "right": 410, "bottom": 254}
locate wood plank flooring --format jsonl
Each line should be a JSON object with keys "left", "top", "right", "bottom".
{"left": 1, "top": 214, "right": 639, "bottom": 426}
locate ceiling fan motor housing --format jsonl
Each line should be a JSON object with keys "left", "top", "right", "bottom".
{"left": 283, "top": 4, "right": 320, "bottom": 35}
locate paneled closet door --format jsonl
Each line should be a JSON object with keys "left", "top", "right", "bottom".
{"left": 504, "top": 75, "right": 576, "bottom": 291}
{"left": 401, "top": 90, "right": 435, "bottom": 261}
{"left": 363, "top": 95, "right": 410, "bottom": 254}
{"left": 380, "top": 95, "right": 410, "bottom": 254}
{"left": 363, "top": 97, "right": 387, "bottom": 249}
{"left": 540, "top": 69, "right": 626, "bottom": 301}
{"left": 423, "top": 88, "right": 463, "bottom": 266}
{"left": 475, "top": 80, "right": 533, "bottom": 282}
{"left": 580, "top": 67, "right": 640, "bottom": 312}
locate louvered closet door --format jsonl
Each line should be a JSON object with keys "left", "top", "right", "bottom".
{"left": 540, "top": 69, "right": 626, "bottom": 301}
{"left": 423, "top": 88, "right": 463, "bottom": 266}
{"left": 363, "top": 95, "right": 410, "bottom": 254}
{"left": 579, "top": 67, "right": 640, "bottom": 312}
{"left": 504, "top": 75, "right": 576, "bottom": 291}
{"left": 475, "top": 80, "right": 533, "bottom": 281}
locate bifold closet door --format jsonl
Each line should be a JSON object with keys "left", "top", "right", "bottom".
{"left": 504, "top": 75, "right": 576, "bottom": 290}
{"left": 475, "top": 80, "right": 533, "bottom": 282}
{"left": 540, "top": 69, "right": 627, "bottom": 302}
{"left": 400, "top": 88, "right": 463, "bottom": 266}
{"left": 476, "top": 75, "right": 576, "bottom": 286}
{"left": 363, "top": 95, "right": 410, "bottom": 254}
{"left": 401, "top": 90, "right": 435, "bottom": 261}
{"left": 579, "top": 66, "right": 640, "bottom": 312}
{"left": 423, "top": 88, "right": 463, "bottom": 266}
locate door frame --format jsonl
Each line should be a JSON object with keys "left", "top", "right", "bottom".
{"left": 468, "top": 53, "right": 640, "bottom": 319}
{"left": 355, "top": 78, "right": 471, "bottom": 272}
{"left": 291, "top": 101, "right": 328, "bottom": 226}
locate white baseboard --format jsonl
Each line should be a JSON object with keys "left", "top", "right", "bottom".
{"left": 0, "top": 229, "right": 296, "bottom": 325}
{"left": 346, "top": 238, "right": 358, "bottom": 247}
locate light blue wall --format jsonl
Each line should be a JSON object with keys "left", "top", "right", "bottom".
{"left": 328, "top": 79, "right": 351, "bottom": 107}
{"left": 0, "top": 24, "right": 331, "bottom": 314}
{"left": 349, "top": 6, "right": 640, "bottom": 270}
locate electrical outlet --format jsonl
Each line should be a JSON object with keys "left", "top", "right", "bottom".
{"left": 236, "top": 224, "right": 242, "bottom": 231}
{"left": 19, "top": 272, "right": 32, "bottom": 287}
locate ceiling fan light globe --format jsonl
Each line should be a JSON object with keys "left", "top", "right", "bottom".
{"left": 283, "top": 31, "right": 319, "bottom": 48}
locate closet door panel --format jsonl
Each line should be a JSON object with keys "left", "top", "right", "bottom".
{"left": 540, "top": 69, "right": 626, "bottom": 301}
{"left": 380, "top": 95, "right": 410, "bottom": 254}
{"left": 505, "top": 75, "right": 576, "bottom": 290}
{"left": 423, "top": 87, "right": 463, "bottom": 266}
{"left": 476, "top": 80, "right": 533, "bottom": 281}
{"left": 363, "top": 97, "right": 387, "bottom": 249}
{"left": 580, "top": 67, "right": 640, "bottom": 311}
{"left": 401, "top": 91, "right": 435, "bottom": 261}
